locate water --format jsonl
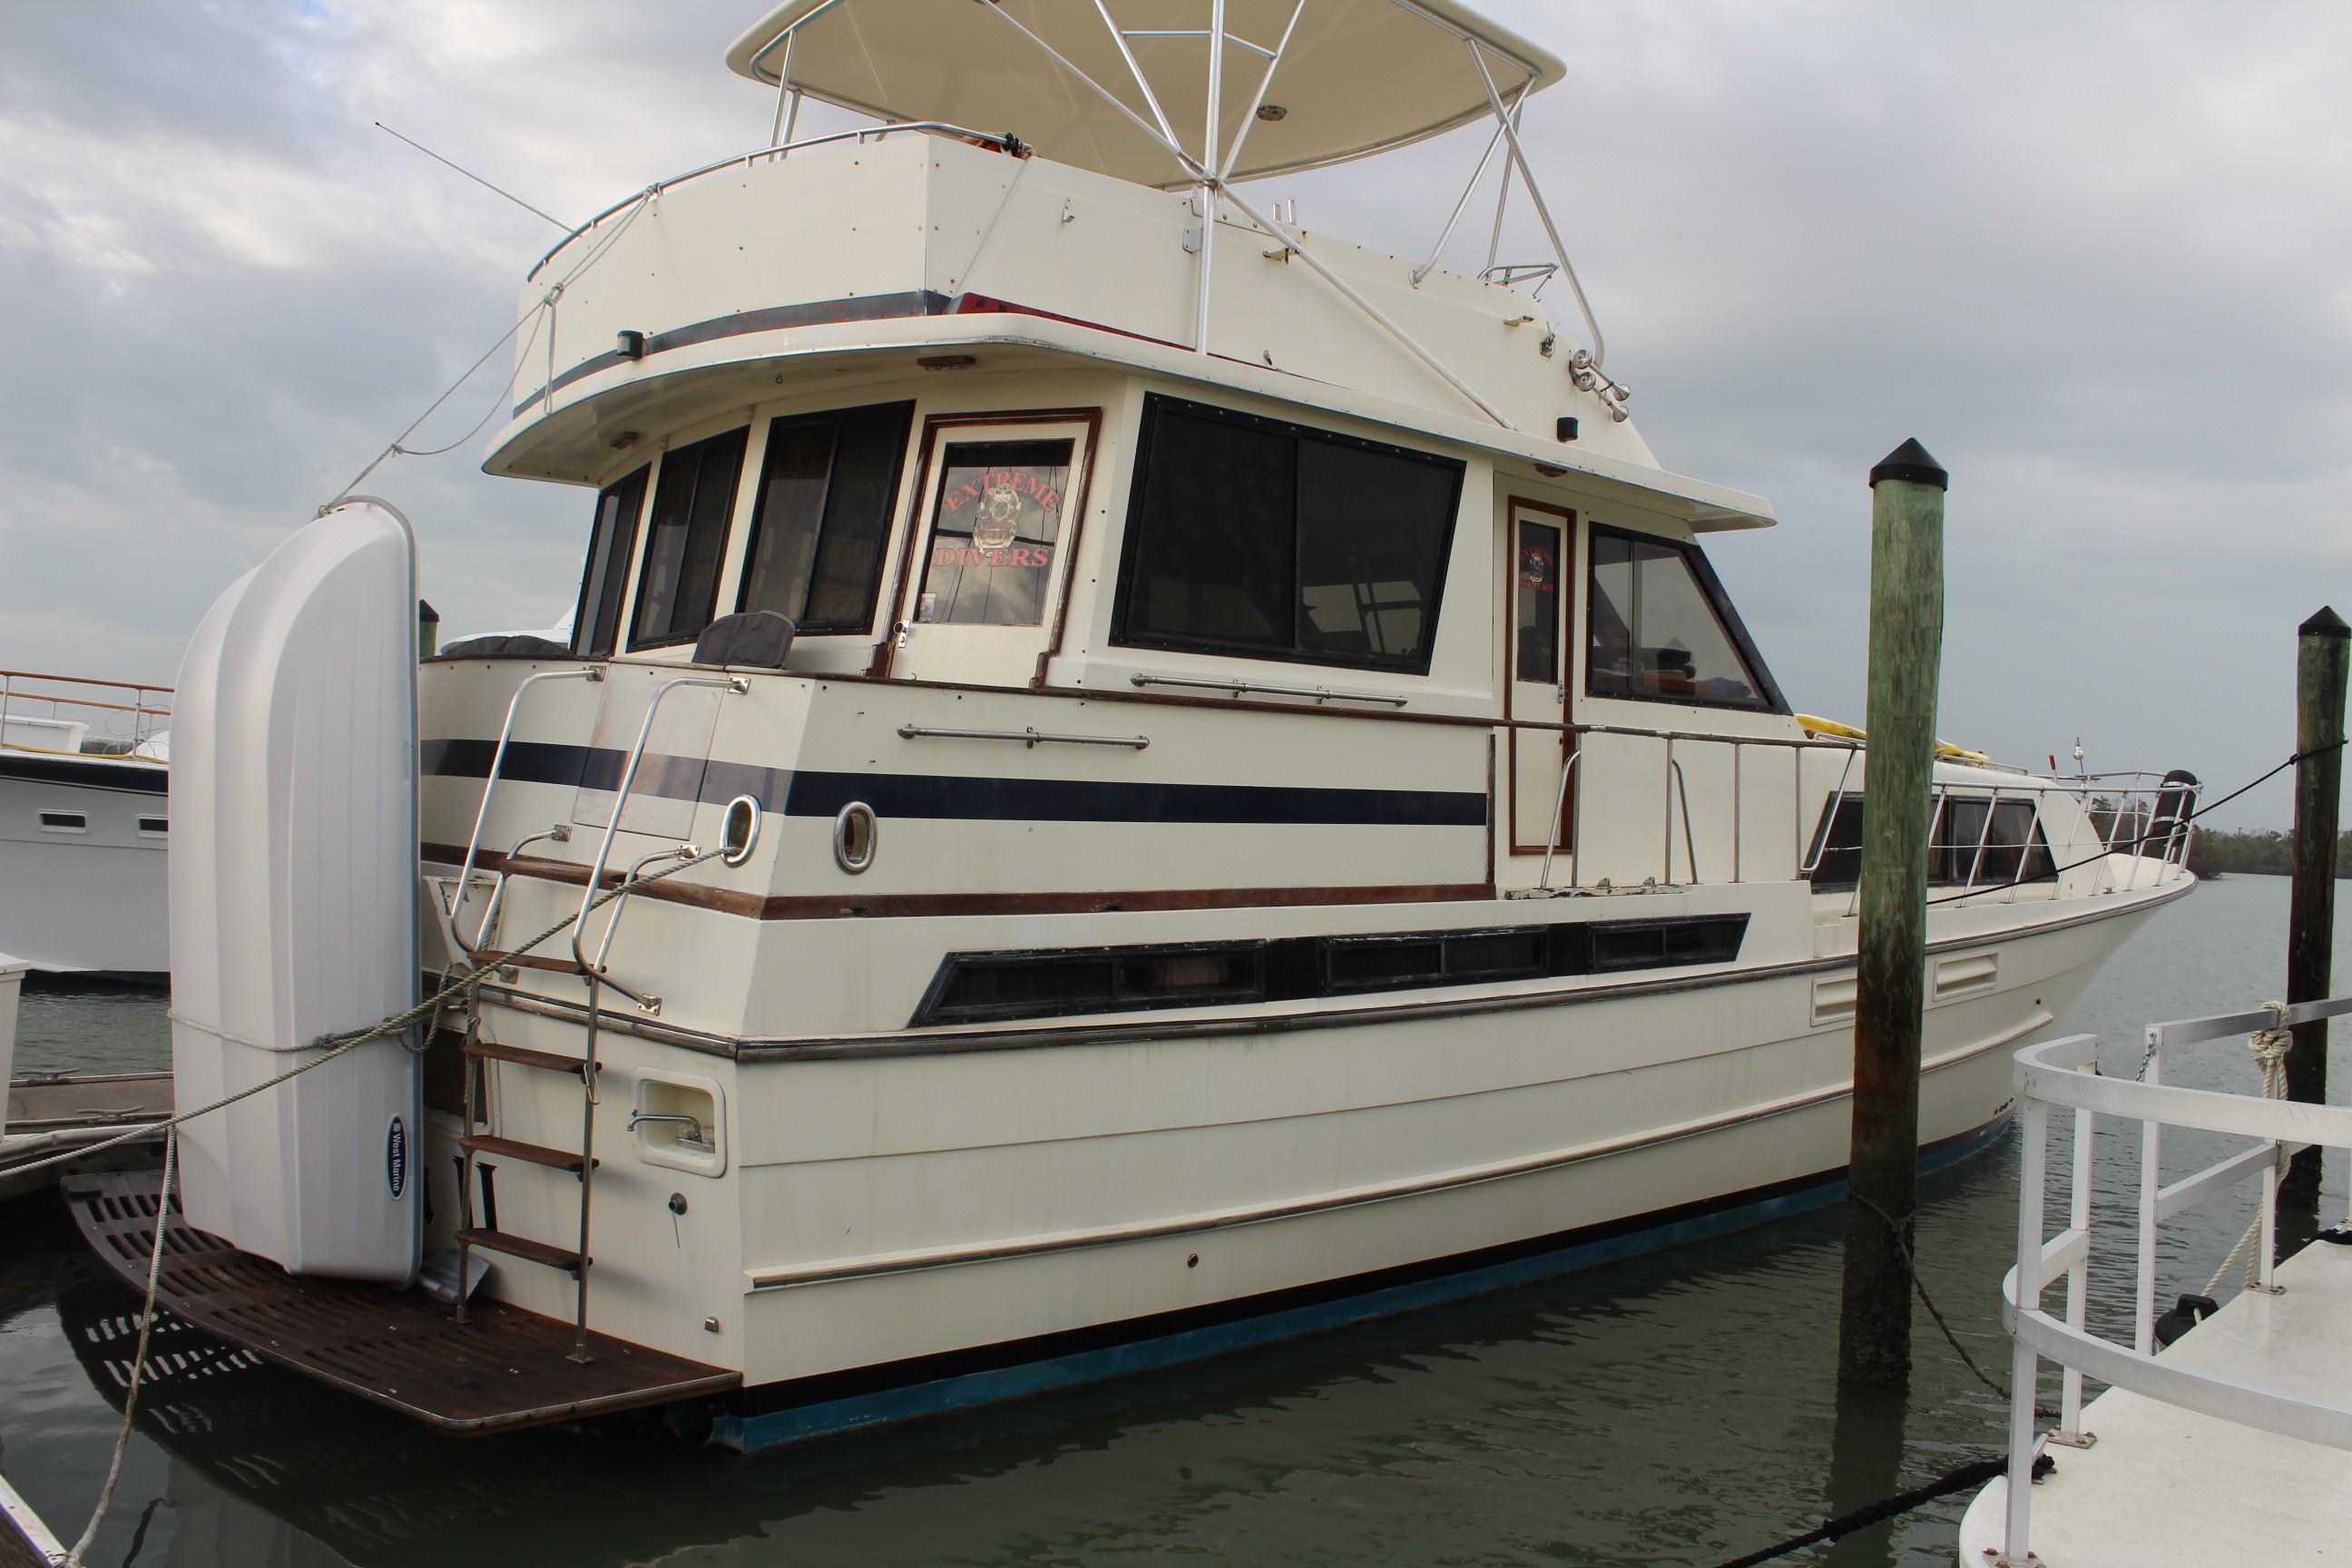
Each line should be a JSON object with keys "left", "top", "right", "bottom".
{"left": 3, "top": 876, "right": 2343, "bottom": 1566}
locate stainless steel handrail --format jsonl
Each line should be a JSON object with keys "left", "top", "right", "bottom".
{"left": 528, "top": 122, "right": 1022, "bottom": 280}
{"left": 569, "top": 673, "right": 745, "bottom": 987}
{"left": 450, "top": 666, "right": 602, "bottom": 956}
{"left": 1128, "top": 671, "right": 1409, "bottom": 707}
{"left": 897, "top": 723, "right": 1149, "bottom": 750}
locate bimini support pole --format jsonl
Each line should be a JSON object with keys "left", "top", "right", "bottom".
{"left": 1464, "top": 39, "right": 1606, "bottom": 369}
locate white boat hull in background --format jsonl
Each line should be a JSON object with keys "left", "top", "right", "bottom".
{"left": 169, "top": 501, "right": 423, "bottom": 1286}
{"left": 0, "top": 953, "right": 24, "bottom": 1132}
{"left": 0, "top": 759, "right": 169, "bottom": 978}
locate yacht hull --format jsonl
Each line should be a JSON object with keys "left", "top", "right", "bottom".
{"left": 0, "top": 755, "right": 168, "bottom": 980}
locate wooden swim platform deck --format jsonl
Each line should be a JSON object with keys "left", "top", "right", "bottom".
{"left": 0, "top": 1470, "right": 65, "bottom": 1568}
{"left": 66, "top": 1170, "right": 740, "bottom": 1435}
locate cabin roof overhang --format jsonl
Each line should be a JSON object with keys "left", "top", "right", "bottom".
{"left": 483, "top": 313, "right": 1773, "bottom": 533}
{"left": 723, "top": 0, "right": 1567, "bottom": 189}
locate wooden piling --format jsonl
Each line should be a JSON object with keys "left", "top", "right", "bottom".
{"left": 418, "top": 598, "right": 440, "bottom": 661}
{"left": 1838, "top": 438, "right": 1947, "bottom": 1385}
{"left": 2282, "top": 605, "right": 2347, "bottom": 1207}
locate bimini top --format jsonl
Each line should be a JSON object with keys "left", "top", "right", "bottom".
{"left": 725, "top": 0, "right": 1567, "bottom": 189}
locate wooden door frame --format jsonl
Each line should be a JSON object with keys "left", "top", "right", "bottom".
{"left": 1504, "top": 496, "right": 1577, "bottom": 856}
{"left": 866, "top": 406, "right": 1105, "bottom": 681}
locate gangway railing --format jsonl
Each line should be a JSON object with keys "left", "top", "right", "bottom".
{"left": 444, "top": 665, "right": 603, "bottom": 957}
{"left": 1996, "top": 995, "right": 2352, "bottom": 1563}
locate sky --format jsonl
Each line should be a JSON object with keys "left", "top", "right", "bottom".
{"left": 2, "top": 1, "right": 2346, "bottom": 829}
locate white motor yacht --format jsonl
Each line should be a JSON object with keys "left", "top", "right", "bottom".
{"left": 93, "top": 0, "right": 2200, "bottom": 1450}
{"left": 0, "top": 669, "right": 170, "bottom": 980}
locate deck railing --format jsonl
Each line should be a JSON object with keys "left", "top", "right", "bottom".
{"left": 1532, "top": 723, "right": 2197, "bottom": 896}
{"left": 0, "top": 668, "right": 173, "bottom": 754}
{"left": 1996, "top": 995, "right": 2352, "bottom": 1563}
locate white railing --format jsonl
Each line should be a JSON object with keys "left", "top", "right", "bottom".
{"left": 0, "top": 667, "right": 173, "bottom": 755}
{"left": 1997, "top": 995, "right": 2352, "bottom": 1563}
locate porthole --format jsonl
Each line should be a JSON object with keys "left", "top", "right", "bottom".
{"left": 720, "top": 795, "right": 761, "bottom": 867}
{"left": 38, "top": 810, "right": 88, "bottom": 833}
{"left": 138, "top": 817, "right": 169, "bottom": 837}
{"left": 832, "top": 801, "right": 877, "bottom": 875}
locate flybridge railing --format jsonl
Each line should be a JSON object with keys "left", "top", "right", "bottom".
{"left": 1995, "top": 996, "right": 2352, "bottom": 1564}
{"left": 0, "top": 668, "right": 173, "bottom": 754}
{"left": 1530, "top": 723, "right": 2199, "bottom": 896}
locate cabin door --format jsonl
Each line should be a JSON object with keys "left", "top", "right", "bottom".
{"left": 884, "top": 414, "right": 1097, "bottom": 689}
{"left": 1506, "top": 500, "right": 1575, "bottom": 858}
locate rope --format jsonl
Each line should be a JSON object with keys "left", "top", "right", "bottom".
{"left": 1713, "top": 1450, "right": 2047, "bottom": 1568}
{"left": 4, "top": 845, "right": 725, "bottom": 1185}
{"left": 2202, "top": 1003, "right": 2292, "bottom": 1297}
{"left": 62, "top": 1128, "right": 174, "bottom": 1568}
{"left": 41, "top": 843, "right": 725, "bottom": 1563}
{"left": 1924, "top": 740, "right": 2347, "bottom": 909}
{"left": 1848, "top": 1191, "right": 2059, "bottom": 1420}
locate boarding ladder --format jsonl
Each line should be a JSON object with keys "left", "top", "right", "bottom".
{"left": 438, "top": 668, "right": 744, "bottom": 1361}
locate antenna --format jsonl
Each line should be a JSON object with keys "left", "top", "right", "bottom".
{"left": 374, "top": 122, "right": 574, "bottom": 233}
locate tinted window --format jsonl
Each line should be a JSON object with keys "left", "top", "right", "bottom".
{"left": 1515, "top": 518, "right": 1562, "bottom": 681}
{"left": 1113, "top": 397, "right": 1463, "bottom": 673}
{"left": 915, "top": 439, "right": 1073, "bottom": 626}
{"left": 632, "top": 427, "right": 748, "bottom": 648}
{"left": 1816, "top": 794, "right": 2058, "bottom": 891}
{"left": 574, "top": 466, "right": 648, "bottom": 657}
{"left": 737, "top": 403, "right": 913, "bottom": 634}
{"left": 1587, "top": 524, "right": 1776, "bottom": 709}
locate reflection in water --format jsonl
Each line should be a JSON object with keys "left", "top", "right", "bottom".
{"left": 3, "top": 876, "right": 2344, "bottom": 1566}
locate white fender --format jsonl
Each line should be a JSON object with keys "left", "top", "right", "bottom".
{"left": 170, "top": 500, "right": 420, "bottom": 1284}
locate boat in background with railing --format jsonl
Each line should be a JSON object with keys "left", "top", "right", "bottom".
{"left": 0, "top": 668, "right": 172, "bottom": 980}
{"left": 1956, "top": 993, "right": 2352, "bottom": 1565}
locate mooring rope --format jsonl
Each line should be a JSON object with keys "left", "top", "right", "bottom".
{"left": 2201, "top": 1003, "right": 2293, "bottom": 1297}
{"left": 40, "top": 844, "right": 725, "bottom": 1563}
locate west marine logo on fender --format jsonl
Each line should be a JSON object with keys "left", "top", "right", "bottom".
{"left": 386, "top": 1116, "right": 408, "bottom": 1200}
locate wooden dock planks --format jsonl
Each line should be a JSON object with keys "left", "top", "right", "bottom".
{"left": 66, "top": 1170, "right": 738, "bottom": 1434}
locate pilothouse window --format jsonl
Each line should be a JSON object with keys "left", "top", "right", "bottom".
{"left": 1112, "top": 396, "right": 1463, "bottom": 674}
{"left": 738, "top": 402, "right": 914, "bottom": 634}
{"left": 1587, "top": 524, "right": 1780, "bottom": 710}
{"left": 631, "top": 427, "right": 748, "bottom": 649}
{"left": 573, "top": 466, "right": 648, "bottom": 657}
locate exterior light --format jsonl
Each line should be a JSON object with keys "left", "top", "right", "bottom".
{"left": 616, "top": 328, "right": 646, "bottom": 359}
{"left": 1256, "top": 104, "right": 1289, "bottom": 122}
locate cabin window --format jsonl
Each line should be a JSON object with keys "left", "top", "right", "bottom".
{"left": 137, "top": 816, "right": 168, "bottom": 837}
{"left": 737, "top": 402, "right": 914, "bottom": 634}
{"left": 573, "top": 466, "right": 648, "bottom": 657}
{"left": 1808, "top": 795, "right": 2056, "bottom": 891}
{"left": 38, "top": 810, "right": 88, "bottom": 833}
{"left": 1514, "top": 517, "right": 1563, "bottom": 681}
{"left": 1112, "top": 396, "right": 1463, "bottom": 674}
{"left": 1586, "top": 524, "right": 1780, "bottom": 710}
{"left": 631, "top": 427, "right": 749, "bottom": 649}
{"left": 912, "top": 439, "right": 1073, "bottom": 626}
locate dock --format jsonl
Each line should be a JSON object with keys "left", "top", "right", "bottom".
{"left": 68, "top": 1170, "right": 740, "bottom": 1434}
{"left": 1958, "top": 1238, "right": 2352, "bottom": 1562}
{"left": 1, "top": 1071, "right": 171, "bottom": 1204}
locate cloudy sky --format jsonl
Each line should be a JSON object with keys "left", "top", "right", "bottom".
{"left": 3, "top": 1, "right": 2345, "bottom": 828}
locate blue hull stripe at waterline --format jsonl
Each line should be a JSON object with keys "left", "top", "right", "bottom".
{"left": 708, "top": 1116, "right": 2013, "bottom": 1451}
{"left": 0, "top": 751, "right": 168, "bottom": 796}
{"left": 418, "top": 739, "right": 1487, "bottom": 828}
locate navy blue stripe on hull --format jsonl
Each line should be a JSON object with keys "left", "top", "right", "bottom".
{"left": 0, "top": 752, "right": 168, "bottom": 796}
{"left": 707, "top": 1114, "right": 2013, "bottom": 1451}
{"left": 419, "top": 739, "right": 1485, "bottom": 828}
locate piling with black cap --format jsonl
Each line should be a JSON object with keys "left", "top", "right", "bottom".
{"left": 1838, "top": 438, "right": 1947, "bottom": 1385}
{"left": 2283, "top": 605, "right": 2347, "bottom": 1207}
{"left": 417, "top": 599, "right": 440, "bottom": 661}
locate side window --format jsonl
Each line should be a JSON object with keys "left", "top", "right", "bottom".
{"left": 914, "top": 439, "right": 1073, "bottom": 626}
{"left": 1820, "top": 794, "right": 2058, "bottom": 891}
{"left": 1112, "top": 396, "right": 1464, "bottom": 675}
{"left": 1586, "top": 524, "right": 1780, "bottom": 710}
{"left": 573, "top": 466, "right": 648, "bottom": 657}
{"left": 632, "top": 427, "right": 749, "bottom": 649}
{"left": 1808, "top": 796, "right": 1866, "bottom": 888}
{"left": 738, "top": 402, "right": 914, "bottom": 634}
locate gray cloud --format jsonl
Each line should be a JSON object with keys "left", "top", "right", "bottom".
{"left": 3, "top": 0, "right": 2343, "bottom": 827}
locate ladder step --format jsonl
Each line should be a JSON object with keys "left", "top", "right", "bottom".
{"left": 463, "top": 1039, "right": 600, "bottom": 1076}
{"left": 458, "top": 1135, "right": 594, "bottom": 1173}
{"left": 458, "top": 1228, "right": 587, "bottom": 1272}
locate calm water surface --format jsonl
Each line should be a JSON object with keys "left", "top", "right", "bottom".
{"left": 3, "top": 875, "right": 2344, "bottom": 1566}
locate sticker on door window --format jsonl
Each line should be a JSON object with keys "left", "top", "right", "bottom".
{"left": 916, "top": 438, "right": 1073, "bottom": 626}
